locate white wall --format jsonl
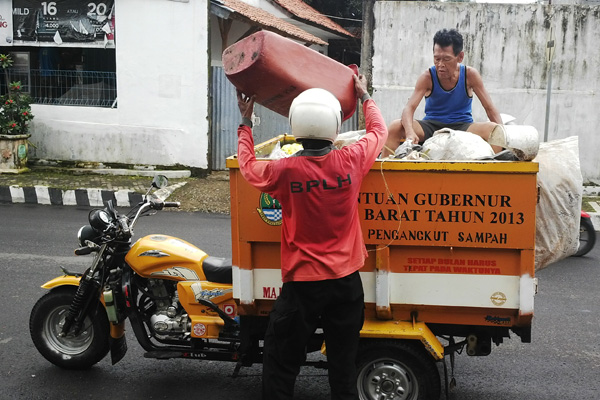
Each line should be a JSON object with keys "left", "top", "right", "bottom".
{"left": 371, "top": 2, "right": 600, "bottom": 182}
{"left": 30, "top": 0, "right": 210, "bottom": 169}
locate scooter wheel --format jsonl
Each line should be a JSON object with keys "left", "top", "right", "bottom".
{"left": 574, "top": 217, "right": 596, "bottom": 257}
{"left": 29, "top": 287, "right": 110, "bottom": 369}
{"left": 356, "top": 339, "right": 440, "bottom": 400}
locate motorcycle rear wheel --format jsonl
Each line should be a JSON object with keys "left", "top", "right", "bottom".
{"left": 574, "top": 217, "right": 596, "bottom": 257}
{"left": 356, "top": 339, "right": 440, "bottom": 400}
{"left": 29, "top": 287, "right": 110, "bottom": 369}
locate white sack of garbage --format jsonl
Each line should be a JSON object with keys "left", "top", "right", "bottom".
{"left": 334, "top": 129, "right": 365, "bottom": 149}
{"left": 422, "top": 128, "right": 495, "bottom": 160}
{"left": 488, "top": 124, "right": 540, "bottom": 161}
{"left": 533, "top": 136, "right": 582, "bottom": 270}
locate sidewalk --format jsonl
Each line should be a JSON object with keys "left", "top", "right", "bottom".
{"left": 583, "top": 186, "right": 600, "bottom": 231}
{"left": 0, "top": 167, "right": 191, "bottom": 207}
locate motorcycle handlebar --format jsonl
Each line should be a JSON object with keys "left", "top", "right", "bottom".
{"left": 147, "top": 199, "right": 180, "bottom": 211}
{"left": 129, "top": 199, "right": 181, "bottom": 231}
{"left": 74, "top": 247, "right": 94, "bottom": 256}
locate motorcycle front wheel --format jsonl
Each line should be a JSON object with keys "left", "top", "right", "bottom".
{"left": 29, "top": 287, "right": 110, "bottom": 369}
{"left": 574, "top": 217, "right": 596, "bottom": 257}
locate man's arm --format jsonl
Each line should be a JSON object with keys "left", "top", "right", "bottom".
{"left": 236, "top": 90, "right": 276, "bottom": 192}
{"left": 352, "top": 74, "right": 388, "bottom": 170}
{"left": 400, "top": 70, "right": 432, "bottom": 143}
{"left": 467, "top": 66, "right": 502, "bottom": 124}
{"left": 361, "top": 100, "right": 388, "bottom": 167}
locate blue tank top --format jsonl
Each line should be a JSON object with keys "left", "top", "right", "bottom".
{"left": 423, "top": 64, "right": 473, "bottom": 123}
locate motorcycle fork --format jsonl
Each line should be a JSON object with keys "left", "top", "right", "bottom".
{"left": 61, "top": 245, "right": 107, "bottom": 336}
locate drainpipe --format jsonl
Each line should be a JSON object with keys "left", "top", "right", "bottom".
{"left": 360, "top": 0, "right": 376, "bottom": 130}
{"left": 543, "top": 25, "right": 555, "bottom": 142}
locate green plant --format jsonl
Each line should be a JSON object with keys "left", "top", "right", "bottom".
{"left": 0, "top": 54, "right": 34, "bottom": 135}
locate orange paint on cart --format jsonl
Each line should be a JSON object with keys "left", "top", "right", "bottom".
{"left": 227, "top": 136, "right": 538, "bottom": 332}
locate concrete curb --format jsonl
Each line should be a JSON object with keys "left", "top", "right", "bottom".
{"left": 583, "top": 186, "right": 600, "bottom": 197}
{"left": 0, "top": 185, "right": 143, "bottom": 207}
{"left": 583, "top": 194, "right": 600, "bottom": 231}
{"left": 48, "top": 168, "right": 192, "bottom": 179}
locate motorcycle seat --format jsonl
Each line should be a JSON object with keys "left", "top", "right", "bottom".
{"left": 202, "top": 256, "right": 233, "bottom": 284}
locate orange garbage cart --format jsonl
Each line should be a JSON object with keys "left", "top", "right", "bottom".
{"left": 226, "top": 135, "right": 539, "bottom": 399}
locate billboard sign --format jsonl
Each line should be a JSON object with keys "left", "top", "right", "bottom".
{"left": 12, "top": 0, "right": 115, "bottom": 46}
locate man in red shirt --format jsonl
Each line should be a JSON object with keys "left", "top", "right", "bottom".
{"left": 237, "top": 74, "right": 388, "bottom": 400}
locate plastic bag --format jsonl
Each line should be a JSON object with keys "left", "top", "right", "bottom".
{"left": 267, "top": 142, "right": 303, "bottom": 159}
{"left": 422, "top": 128, "right": 495, "bottom": 160}
{"left": 334, "top": 129, "right": 365, "bottom": 149}
{"left": 282, "top": 143, "right": 303, "bottom": 155}
{"left": 533, "top": 136, "right": 582, "bottom": 270}
{"left": 376, "top": 139, "right": 429, "bottom": 160}
{"left": 267, "top": 141, "right": 287, "bottom": 159}
{"left": 394, "top": 139, "right": 415, "bottom": 158}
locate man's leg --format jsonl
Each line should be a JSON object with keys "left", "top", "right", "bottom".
{"left": 321, "top": 272, "right": 365, "bottom": 400}
{"left": 467, "top": 122, "right": 503, "bottom": 152}
{"left": 262, "top": 283, "right": 317, "bottom": 400}
{"left": 381, "top": 119, "right": 426, "bottom": 158}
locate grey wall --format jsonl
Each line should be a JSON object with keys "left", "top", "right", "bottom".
{"left": 371, "top": 1, "right": 600, "bottom": 182}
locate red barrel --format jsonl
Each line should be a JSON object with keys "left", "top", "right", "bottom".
{"left": 222, "top": 30, "right": 358, "bottom": 120}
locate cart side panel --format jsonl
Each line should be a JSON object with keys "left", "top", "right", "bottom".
{"left": 227, "top": 141, "right": 538, "bottom": 331}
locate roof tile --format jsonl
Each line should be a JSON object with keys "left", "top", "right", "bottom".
{"left": 270, "top": 0, "right": 353, "bottom": 37}
{"left": 222, "top": 0, "right": 327, "bottom": 45}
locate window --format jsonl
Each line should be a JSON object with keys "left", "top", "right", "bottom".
{"left": 1, "top": 0, "right": 117, "bottom": 107}
{"left": 0, "top": 46, "right": 117, "bottom": 107}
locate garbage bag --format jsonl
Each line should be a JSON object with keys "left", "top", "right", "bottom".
{"left": 533, "top": 136, "right": 582, "bottom": 270}
{"left": 268, "top": 141, "right": 287, "bottom": 159}
{"left": 267, "top": 142, "right": 303, "bottom": 159}
{"left": 422, "top": 128, "right": 495, "bottom": 160}
{"left": 334, "top": 129, "right": 365, "bottom": 149}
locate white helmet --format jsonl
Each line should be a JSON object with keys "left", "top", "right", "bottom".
{"left": 288, "top": 88, "right": 342, "bottom": 143}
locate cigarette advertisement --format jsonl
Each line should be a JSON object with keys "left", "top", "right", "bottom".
{"left": 12, "top": 0, "right": 115, "bottom": 46}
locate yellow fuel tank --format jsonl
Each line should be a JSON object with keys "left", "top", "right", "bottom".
{"left": 125, "top": 235, "right": 209, "bottom": 281}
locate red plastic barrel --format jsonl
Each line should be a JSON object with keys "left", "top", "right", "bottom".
{"left": 222, "top": 30, "right": 358, "bottom": 120}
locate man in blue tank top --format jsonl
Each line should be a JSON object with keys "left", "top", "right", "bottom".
{"left": 382, "top": 29, "right": 503, "bottom": 157}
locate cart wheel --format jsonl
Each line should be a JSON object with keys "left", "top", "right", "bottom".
{"left": 574, "top": 216, "right": 596, "bottom": 257}
{"left": 356, "top": 339, "right": 440, "bottom": 400}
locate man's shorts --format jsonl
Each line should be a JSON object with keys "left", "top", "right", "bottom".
{"left": 418, "top": 119, "right": 473, "bottom": 141}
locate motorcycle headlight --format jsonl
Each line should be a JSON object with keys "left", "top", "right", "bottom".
{"left": 89, "top": 209, "right": 112, "bottom": 232}
{"left": 77, "top": 225, "right": 102, "bottom": 247}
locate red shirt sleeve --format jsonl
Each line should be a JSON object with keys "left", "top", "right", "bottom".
{"left": 237, "top": 124, "right": 278, "bottom": 193}
{"left": 343, "top": 98, "right": 389, "bottom": 176}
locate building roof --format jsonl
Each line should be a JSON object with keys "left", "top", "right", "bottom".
{"left": 270, "top": 0, "right": 353, "bottom": 38}
{"left": 219, "top": 0, "right": 327, "bottom": 45}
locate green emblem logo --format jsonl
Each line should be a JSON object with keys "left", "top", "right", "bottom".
{"left": 257, "top": 193, "right": 282, "bottom": 226}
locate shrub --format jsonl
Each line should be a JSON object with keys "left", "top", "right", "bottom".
{"left": 0, "top": 54, "right": 34, "bottom": 136}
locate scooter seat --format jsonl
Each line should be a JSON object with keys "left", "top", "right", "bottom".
{"left": 202, "top": 256, "right": 233, "bottom": 284}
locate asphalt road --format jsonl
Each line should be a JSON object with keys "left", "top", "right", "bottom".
{"left": 0, "top": 203, "right": 598, "bottom": 400}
